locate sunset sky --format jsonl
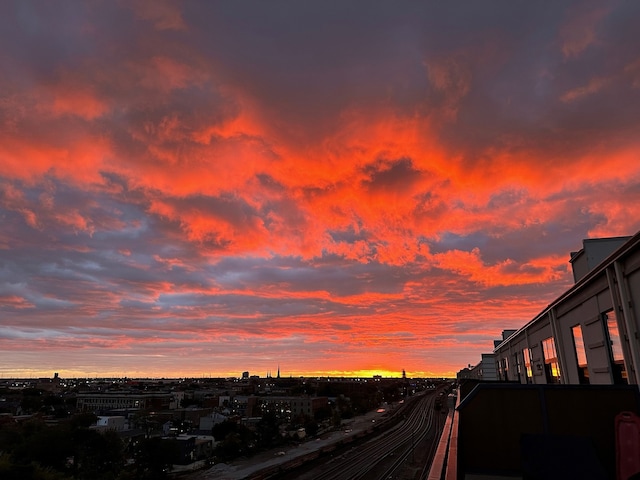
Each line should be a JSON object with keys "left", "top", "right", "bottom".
{"left": 2, "top": 1, "right": 640, "bottom": 379}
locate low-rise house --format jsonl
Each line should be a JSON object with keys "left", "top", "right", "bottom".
{"left": 94, "top": 415, "right": 127, "bottom": 432}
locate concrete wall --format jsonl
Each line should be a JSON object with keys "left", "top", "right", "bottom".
{"left": 455, "top": 383, "right": 640, "bottom": 479}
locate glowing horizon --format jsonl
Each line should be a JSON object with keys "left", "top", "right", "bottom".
{"left": 2, "top": 368, "right": 447, "bottom": 381}
{"left": 2, "top": 1, "right": 640, "bottom": 379}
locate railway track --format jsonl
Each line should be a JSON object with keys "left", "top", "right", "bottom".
{"left": 280, "top": 388, "right": 447, "bottom": 480}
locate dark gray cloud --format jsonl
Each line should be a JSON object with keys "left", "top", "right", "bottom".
{"left": 1, "top": 1, "right": 639, "bottom": 377}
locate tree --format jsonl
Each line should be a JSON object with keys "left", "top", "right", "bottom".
{"left": 73, "top": 429, "right": 124, "bottom": 479}
{"left": 68, "top": 413, "right": 97, "bottom": 430}
{"left": 212, "top": 421, "right": 255, "bottom": 462}
{"left": 256, "top": 411, "right": 280, "bottom": 448}
{"left": 382, "top": 382, "right": 403, "bottom": 403}
{"left": 0, "top": 412, "right": 127, "bottom": 480}
{"left": 0, "top": 455, "right": 69, "bottom": 480}
{"left": 331, "top": 410, "right": 342, "bottom": 427}
{"left": 303, "top": 417, "right": 319, "bottom": 437}
{"left": 314, "top": 404, "right": 332, "bottom": 422}
{"left": 11, "top": 420, "right": 73, "bottom": 474}
{"left": 211, "top": 420, "right": 237, "bottom": 442}
{"left": 20, "top": 388, "right": 44, "bottom": 414}
{"left": 135, "top": 437, "right": 179, "bottom": 479}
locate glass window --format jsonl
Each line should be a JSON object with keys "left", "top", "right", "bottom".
{"left": 501, "top": 357, "right": 509, "bottom": 381}
{"left": 514, "top": 353, "right": 522, "bottom": 382}
{"left": 604, "top": 310, "right": 627, "bottom": 384}
{"left": 523, "top": 348, "right": 533, "bottom": 383}
{"left": 541, "top": 337, "right": 561, "bottom": 384}
{"left": 571, "top": 324, "right": 589, "bottom": 384}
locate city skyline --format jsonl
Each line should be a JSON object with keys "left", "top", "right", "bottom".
{"left": 2, "top": 1, "right": 640, "bottom": 379}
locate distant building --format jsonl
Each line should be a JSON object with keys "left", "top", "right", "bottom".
{"left": 457, "top": 353, "right": 497, "bottom": 381}
{"left": 288, "top": 396, "right": 329, "bottom": 417}
{"left": 76, "top": 391, "right": 173, "bottom": 413}
{"left": 35, "top": 373, "right": 62, "bottom": 393}
{"left": 199, "top": 412, "right": 228, "bottom": 432}
{"left": 228, "top": 395, "right": 329, "bottom": 419}
{"left": 94, "top": 415, "right": 127, "bottom": 432}
{"left": 167, "top": 435, "right": 197, "bottom": 464}
{"left": 170, "top": 391, "right": 184, "bottom": 409}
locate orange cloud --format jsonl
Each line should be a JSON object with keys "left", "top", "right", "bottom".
{"left": 133, "top": 56, "right": 209, "bottom": 93}
{"left": 2, "top": 1, "right": 640, "bottom": 379}
{"left": 560, "top": 76, "right": 611, "bottom": 102}
{"left": 48, "top": 87, "right": 110, "bottom": 120}
{"left": 432, "top": 248, "right": 569, "bottom": 287}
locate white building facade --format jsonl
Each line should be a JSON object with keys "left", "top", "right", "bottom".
{"left": 493, "top": 233, "right": 640, "bottom": 387}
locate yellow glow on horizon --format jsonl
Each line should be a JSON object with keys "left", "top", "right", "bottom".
{"left": 1, "top": 367, "right": 457, "bottom": 379}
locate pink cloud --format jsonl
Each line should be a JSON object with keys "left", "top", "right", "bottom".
{"left": 128, "top": 0, "right": 187, "bottom": 31}
{"left": 0, "top": 295, "right": 34, "bottom": 309}
{"left": 559, "top": 7, "right": 608, "bottom": 58}
{"left": 560, "top": 76, "right": 611, "bottom": 102}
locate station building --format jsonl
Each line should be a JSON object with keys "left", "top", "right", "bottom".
{"left": 492, "top": 233, "right": 640, "bottom": 387}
